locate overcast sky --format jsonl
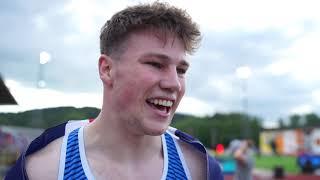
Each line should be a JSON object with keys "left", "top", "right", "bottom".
{"left": 1, "top": 0, "right": 320, "bottom": 128}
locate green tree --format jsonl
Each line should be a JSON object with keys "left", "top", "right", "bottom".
{"left": 289, "top": 114, "right": 301, "bottom": 128}
{"left": 304, "top": 113, "right": 320, "bottom": 127}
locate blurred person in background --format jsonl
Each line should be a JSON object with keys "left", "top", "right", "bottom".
{"left": 5, "top": 2, "right": 222, "bottom": 180}
{"left": 232, "top": 139, "right": 255, "bottom": 180}
{"left": 227, "top": 139, "right": 255, "bottom": 180}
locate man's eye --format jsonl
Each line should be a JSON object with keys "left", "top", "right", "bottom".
{"left": 177, "top": 67, "right": 187, "bottom": 75}
{"left": 146, "top": 62, "right": 162, "bottom": 69}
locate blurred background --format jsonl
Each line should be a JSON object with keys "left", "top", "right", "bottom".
{"left": 1, "top": 0, "right": 320, "bottom": 179}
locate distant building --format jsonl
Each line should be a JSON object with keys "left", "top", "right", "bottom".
{"left": 260, "top": 127, "right": 320, "bottom": 155}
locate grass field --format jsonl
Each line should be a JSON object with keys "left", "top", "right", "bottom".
{"left": 255, "top": 155, "right": 300, "bottom": 174}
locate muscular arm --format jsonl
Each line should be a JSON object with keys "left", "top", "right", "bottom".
{"left": 26, "top": 137, "right": 63, "bottom": 180}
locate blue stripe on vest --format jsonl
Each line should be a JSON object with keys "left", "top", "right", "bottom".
{"left": 165, "top": 133, "right": 188, "bottom": 180}
{"left": 64, "top": 128, "right": 88, "bottom": 180}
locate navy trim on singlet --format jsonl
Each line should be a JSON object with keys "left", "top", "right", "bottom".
{"left": 174, "top": 129, "right": 223, "bottom": 180}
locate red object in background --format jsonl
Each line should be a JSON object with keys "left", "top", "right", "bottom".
{"left": 216, "top": 143, "right": 225, "bottom": 155}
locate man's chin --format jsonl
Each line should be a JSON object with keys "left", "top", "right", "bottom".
{"left": 145, "top": 126, "right": 167, "bottom": 136}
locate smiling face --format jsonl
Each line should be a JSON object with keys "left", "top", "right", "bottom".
{"left": 101, "top": 30, "right": 188, "bottom": 136}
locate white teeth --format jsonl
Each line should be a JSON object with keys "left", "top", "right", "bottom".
{"left": 154, "top": 99, "right": 159, "bottom": 105}
{"left": 166, "top": 101, "right": 173, "bottom": 107}
{"left": 149, "top": 99, "right": 173, "bottom": 107}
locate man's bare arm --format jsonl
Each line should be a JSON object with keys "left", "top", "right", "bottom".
{"left": 25, "top": 137, "right": 63, "bottom": 180}
{"left": 178, "top": 140, "right": 206, "bottom": 180}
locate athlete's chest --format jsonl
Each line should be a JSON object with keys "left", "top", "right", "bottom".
{"left": 87, "top": 156, "right": 164, "bottom": 180}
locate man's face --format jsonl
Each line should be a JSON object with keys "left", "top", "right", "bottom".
{"left": 109, "top": 30, "right": 188, "bottom": 136}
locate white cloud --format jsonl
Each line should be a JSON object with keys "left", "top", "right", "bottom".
{"left": 208, "top": 77, "right": 235, "bottom": 98}
{"left": 284, "top": 24, "right": 306, "bottom": 39}
{"left": 1, "top": 79, "right": 102, "bottom": 113}
{"left": 264, "top": 59, "right": 292, "bottom": 76}
{"left": 60, "top": 0, "right": 136, "bottom": 35}
{"left": 167, "top": 0, "right": 320, "bottom": 32}
{"left": 63, "top": 34, "right": 82, "bottom": 45}
{"left": 32, "top": 15, "right": 48, "bottom": 32}
{"left": 61, "top": 0, "right": 101, "bottom": 34}
{"left": 289, "top": 104, "right": 313, "bottom": 115}
{"left": 312, "top": 90, "right": 320, "bottom": 105}
{"left": 55, "top": 0, "right": 320, "bottom": 34}
{"left": 264, "top": 30, "right": 320, "bottom": 83}
{"left": 177, "top": 96, "right": 215, "bottom": 116}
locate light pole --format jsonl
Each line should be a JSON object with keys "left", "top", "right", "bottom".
{"left": 236, "top": 66, "right": 252, "bottom": 138}
{"left": 36, "top": 51, "right": 51, "bottom": 124}
{"left": 38, "top": 51, "right": 51, "bottom": 88}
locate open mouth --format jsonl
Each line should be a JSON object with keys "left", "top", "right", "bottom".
{"left": 146, "top": 98, "right": 174, "bottom": 114}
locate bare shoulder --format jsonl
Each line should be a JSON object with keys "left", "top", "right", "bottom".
{"left": 177, "top": 140, "right": 206, "bottom": 180}
{"left": 26, "top": 136, "right": 63, "bottom": 180}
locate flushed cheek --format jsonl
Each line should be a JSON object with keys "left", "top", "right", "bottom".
{"left": 173, "top": 84, "right": 185, "bottom": 110}
{"left": 178, "top": 81, "right": 186, "bottom": 97}
{"left": 117, "top": 82, "right": 140, "bottom": 106}
{"left": 115, "top": 76, "right": 151, "bottom": 109}
{"left": 172, "top": 99, "right": 182, "bottom": 113}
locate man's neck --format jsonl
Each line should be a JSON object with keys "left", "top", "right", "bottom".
{"left": 82, "top": 114, "right": 164, "bottom": 179}
{"left": 83, "top": 114, "right": 163, "bottom": 162}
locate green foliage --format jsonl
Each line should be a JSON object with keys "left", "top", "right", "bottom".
{"left": 172, "top": 112, "right": 263, "bottom": 148}
{"left": 305, "top": 113, "right": 320, "bottom": 126}
{"left": 279, "top": 113, "right": 320, "bottom": 129}
{"left": 0, "top": 106, "right": 100, "bottom": 129}
{"left": 289, "top": 114, "right": 301, "bottom": 128}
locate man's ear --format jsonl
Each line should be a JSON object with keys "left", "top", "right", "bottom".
{"left": 99, "top": 54, "right": 113, "bottom": 86}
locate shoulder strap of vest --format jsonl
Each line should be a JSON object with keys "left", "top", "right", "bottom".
{"left": 164, "top": 132, "right": 188, "bottom": 179}
{"left": 168, "top": 127, "right": 223, "bottom": 180}
{"left": 5, "top": 122, "right": 68, "bottom": 180}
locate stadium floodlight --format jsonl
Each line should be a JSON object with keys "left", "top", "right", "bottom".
{"left": 235, "top": 65, "right": 252, "bottom": 138}
{"left": 39, "top": 51, "right": 51, "bottom": 64}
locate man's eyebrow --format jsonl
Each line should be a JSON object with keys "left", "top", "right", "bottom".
{"left": 141, "top": 53, "right": 189, "bottom": 67}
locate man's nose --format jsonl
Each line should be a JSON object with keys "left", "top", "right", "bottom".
{"left": 159, "top": 68, "right": 182, "bottom": 92}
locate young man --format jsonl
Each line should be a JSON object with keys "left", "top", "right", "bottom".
{"left": 5, "top": 2, "right": 222, "bottom": 180}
